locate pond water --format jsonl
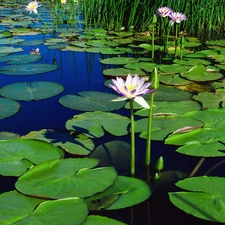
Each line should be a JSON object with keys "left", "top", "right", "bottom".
{"left": 1, "top": 2, "right": 225, "bottom": 225}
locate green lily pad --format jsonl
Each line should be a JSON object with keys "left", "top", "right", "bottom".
{"left": 175, "top": 141, "right": 225, "bottom": 157}
{"left": 65, "top": 45, "right": 85, "bottom": 52}
{"left": 0, "top": 54, "right": 42, "bottom": 64}
{"left": 124, "top": 62, "right": 157, "bottom": 72}
{"left": 0, "top": 81, "right": 64, "bottom": 101}
{"left": 15, "top": 39, "right": 44, "bottom": 46}
{"left": 180, "top": 64, "right": 223, "bottom": 82}
{"left": 0, "top": 139, "right": 62, "bottom": 176}
{"left": 192, "top": 90, "right": 225, "bottom": 109}
{"left": 21, "top": 129, "right": 94, "bottom": 156}
{"left": 169, "top": 176, "right": 225, "bottom": 222}
{"left": 89, "top": 140, "right": 130, "bottom": 174}
{"left": 0, "top": 97, "right": 20, "bottom": 119}
{"left": 59, "top": 91, "right": 125, "bottom": 111}
{"left": 159, "top": 64, "right": 191, "bottom": 73}
{"left": 183, "top": 52, "right": 206, "bottom": 58}
{"left": 165, "top": 127, "right": 225, "bottom": 146}
{"left": 103, "top": 68, "right": 146, "bottom": 76}
{"left": 0, "top": 46, "right": 23, "bottom": 54}
{"left": 159, "top": 74, "right": 191, "bottom": 85}
{"left": 0, "top": 64, "right": 58, "bottom": 75}
{"left": 173, "top": 58, "right": 211, "bottom": 66}
{"left": 206, "top": 39, "right": 225, "bottom": 46}
{"left": 0, "top": 131, "right": 20, "bottom": 140}
{"left": 137, "top": 116, "right": 204, "bottom": 141}
{"left": 85, "top": 176, "right": 151, "bottom": 210}
{"left": 135, "top": 100, "right": 201, "bottom": 117}
{"left": 100, "top": 57, "right": 139, "bottom": 65}
{"left": 16, "top": 158, "right": 117, "bottom": 199}
{"left": 83, "top": 215, "right": 126, "bottom": 225}
{"left": 0, "top": 37, "right": 24, "bottom": 45}
{"left": 100, "top": 48, "right": 125, "bottom": 54}
{"left": 184, "top": 108, "right": 225, "bottom": 128}
{"left": 0, "top": 191, "right": 88, "bottom": 225}
{"left": 66, "top": 111, "right": 130, "bottom": 138}
{"left": 154, "top": 85, "right": 192, "bottom": 101}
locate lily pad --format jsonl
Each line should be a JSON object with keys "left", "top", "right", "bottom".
{"left": 66, "top": 111, "right": 130, "bottom": 138}
{"left": 16, "top": 158, "right": 117, "bottom": 199}
{"left": 0, "top": 54, "right": 42, "bottom": 64}
{"left": 21, "top": 129, "right": 94, "bottom": 156}
{"left": 159, "top": 74, "right": 191, "bottom": 85}
{"left": 103, "top": 68, "right": 146, "bottom": 76}
{"left": 0, "top": 81, "right": 64, "bottom": 101}
{"left": 0, "top": 37, "right": 24, "bottom": 45}
{"left": 0, "top": 131, "right": 20, "bottom": 140}
{"left": 0, "top": 139, "right": 62, "bottom": 176}
{"left": 0, "top": 64, "right": 58, "bottom": 75}
{"left": 173, "top": 58, "right": 211, "bottom": 66}
{"left": 169, "top": 176, "right": 225, "bottom": 222}
{"left": 159, "top": 64, "right": 191, "bottom": 73}
{"left": 85, "top": 176, "right": 151, "bottom": 210}
{"left": 83, "top": 215, "right": 126, "bottom": 225}
{"left": 100, "top": 57, "right": 139, "bottom": 65}
{"left": 0, "top": 97, "right": 20, "bottom": 119}
{"left": 59, "top": 91, "right": 125, "bottom": 111}
{"left": 0, "top": 191, "right": 88, "bottom": 225}
{"left": 192, "top": 90, "right": 225, "bottom": 109}
{"left": 89, "top": 140, "right": 130, "bottom": 174}
{"left": 0, "top": 46, "right": 23, "bottom": 54}
{"left": 136, "top": 116, "right": 204, "bottom": 141}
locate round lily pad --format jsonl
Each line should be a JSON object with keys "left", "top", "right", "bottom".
{"left": 16, "top": 158, "right": 117, "bottom": 199}
{"left": 0, "top": 97, "right": 20, "bottom": 119}
{"left": 0, "top": 81, "right": 64, "bottom": 101}
{"left": 0, "top": 64, "right": 58, "bottom": 75}
{"left": 59, "top": 91, "right": 125, "bottom": 111}
{"left": 103, "top": 68, "right": 146, "bottom": 76}
{"left": 100, "top": 57, "right": 139, "bottom": 65}
{"left": 0, "top": 54, "right": 42, "bottom": 64}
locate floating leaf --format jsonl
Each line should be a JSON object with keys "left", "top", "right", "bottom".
{"left": 66, "top": 111, "right": 130, "bottom": 138}
{"left": 59, "top": 91, "right": 125, "bottom": 111}
{"left": 89, "top": 140, "right": 130, "bottom": 174}
{"left": 0, "top": 64, "right": 58, "bottom": 75}
{"left": 0, "top": 81, "right": 63, "bottom": 101}
{"left": 173, "top": 58, "right": 211, "bottom": 66}
{"left": 100, "top": 57, "right": 139, "bottom": 65}
{"left": 0, "top": 46, "right": 23, "bottom": 54}
{"left": 0, "top": 131, "right": 20, "bottom": 140}
{"left": 21, "top": 129, "right": 94, "bottom": 155}
{"left": 137, "top": 116, "right": 204, "bottom": 141}
{"left": 0, "top": 139, "right": 62, "bottom": 176}
{"left": 0, "top": 37, "right": 24, "bottom": 45}
{"left": 0, "top": 191, "right": 88, "bottom": 225}
{"left": 83, "top": 215, "right": 126, "bottom": 225}
{"left": 16, "top": 158, "right": 117, "bottom": 199}
{"left": 0, "top": 54, "right": 42, "bottom": 64}
{"left": 159, "top": 74, "right": 191, "bottom": 85}
{"left": 0, "top": 97, "right": 20, "bottom": 119}
{"left": 103, "top": 68, "right": 146, "bottom": 76}
{"left": 169, "top": 176, "right": 225, "bottom": 222}
{"left": 85, "top": 176, "right": 151, "bottom": 210}
{"left": 159, "top": 64, "right": 191, "bottom": 73}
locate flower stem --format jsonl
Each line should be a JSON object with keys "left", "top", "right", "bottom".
{"left": 37, "top": 12, "right": 49, "bottom": 30}
{"left": 175, "top": 23, "right": 178, "bottom": 58}
{"left": 145, "top": 92, "right": 154, "bottom": 179}
{"left": 130, "top": 99, "right": 135, "bottom": 177}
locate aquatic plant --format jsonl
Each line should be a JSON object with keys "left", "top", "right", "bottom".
{"left": 26, "top": 1, "right": 49, "bottom": 29}
{"left": 109, "top": 74, "right": 153, "bottom": 177}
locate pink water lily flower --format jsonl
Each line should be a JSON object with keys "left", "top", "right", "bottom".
{"left": 157, "top": 6, "right": 173, "bottom": 17}
{"left": 25, "top": 1, "right": 40, "bottom": 14}
{"left": 109, "top": 74, "right": 154, "bottom": 108}
{"left": 169, "top": 12, "right": 186, "bottom": 24}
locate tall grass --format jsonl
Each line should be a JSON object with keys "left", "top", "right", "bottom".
{"left": 81, "top": 0, "right": 225, "bottom": 40}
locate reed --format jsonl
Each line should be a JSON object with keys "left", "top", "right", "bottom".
{"left": 80, "top": 0, "right": 225, "bottom": 40}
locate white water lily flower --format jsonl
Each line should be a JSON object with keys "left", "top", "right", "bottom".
{"left": 25, "top": 1, "right": 40, "bottom": 14}
{"left": 109, "top": 74, "right": 154, "bottom": 108}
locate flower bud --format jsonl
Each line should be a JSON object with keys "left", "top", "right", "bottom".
{"left": 155, "top": 156, "right": 164, "bottom": 171}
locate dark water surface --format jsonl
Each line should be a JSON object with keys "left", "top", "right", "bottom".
{"left": 0, "top": 33, "right": 223, "bottom": 225}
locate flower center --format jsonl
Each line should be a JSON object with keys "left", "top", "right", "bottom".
{"left": 30, "top": 3, "right": 36, "bottom": 10}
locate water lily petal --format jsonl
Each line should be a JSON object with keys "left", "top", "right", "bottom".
{"left": 134, "top": 96, "right": 150, "bottom": 108}
{"left": 112, "top": 96, "right": 128, "bottom": 102}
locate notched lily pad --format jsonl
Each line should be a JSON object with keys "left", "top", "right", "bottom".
{"left": 0, "top": 81, "right": 64, "bottom": 101}
{"left": 59, "top": 91, "right": 125, "bottom": 111}
{"left": 0, "top": 64, "right": 58, "bottom": 75}
{"left": 0, "top": 97, "right": 20, "bottom": 119}
{"left": 0, "top": 54, "right": 42, "bottom": 64}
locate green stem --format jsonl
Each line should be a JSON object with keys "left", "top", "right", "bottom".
{"left": 37, "top": 12, "right": 49, "bottom": 30}
{"left": 175, "top": 23, "right": 178, "bottom": 58}
{"left": 151, "top": 23, "right": 155, "bottom": 60}
{"left": 130, "top": 99, "right": 135, "bottom": 177}
{"left": 145, "top": 92, "right": 155, "bottom": 179}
